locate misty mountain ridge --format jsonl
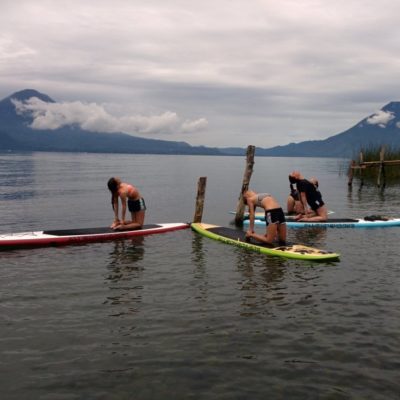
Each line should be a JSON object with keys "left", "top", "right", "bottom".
{"left": 0, "top": 89, "right": 220, "bottom": 155}
{"left": 1, "top": 89, "right": 400, "bottom": 158}
{"left": 255, "top": 101, "right": 400, "bottom": 158}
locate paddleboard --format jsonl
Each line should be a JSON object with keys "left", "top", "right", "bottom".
{"left": 191, "top": 223, "right": 339, "bottom": 261}
{"left": 230, "top": 210, "right": 334, "bottom": 220}
{"left": 0, "top": 222, "right": 189, "bottom": 249}
{"left": 243, "top": 216, "right": 400, "bottom": 228}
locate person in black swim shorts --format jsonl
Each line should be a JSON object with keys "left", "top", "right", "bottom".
{"left": 243, "top": 190, "right": 286, "bottom": 245}
{"left": 289, "top": 171, "right": 328, "bottom": 221}
{"left": 107, "top": 177, "right": 146, "bottom": 230}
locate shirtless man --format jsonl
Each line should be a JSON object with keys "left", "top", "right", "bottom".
{"left": 243, "top": 190, "right": 286, "bottom": 245}
{"left": 107, "top": 177, "right": 146, "bottom": 230}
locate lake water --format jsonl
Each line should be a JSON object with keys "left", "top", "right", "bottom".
{"left": 1, "top": 152, "right": 400, "bottom": 400}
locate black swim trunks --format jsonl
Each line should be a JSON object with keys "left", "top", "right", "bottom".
{"left": 128, "top": 197, "right": 146, "bottom": 212}
{"left": 265, "top": 208, "right": 286, "bottom": 226}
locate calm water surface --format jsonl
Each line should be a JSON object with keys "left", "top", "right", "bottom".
{"left": 1, "top": 152, "right": 400, "bottom": 400}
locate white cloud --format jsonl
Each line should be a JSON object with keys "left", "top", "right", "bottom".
{"left": 12, "top": 97, "right": 207, "bottom": 135}
{"left": 181, "top": 118, "right": 208, "bottom": 133}
{"left": 366, "top": 110, "right": 395, "bottom": 128}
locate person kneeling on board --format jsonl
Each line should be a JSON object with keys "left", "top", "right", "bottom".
{"left": 243, "top": 190, "right": 286, "bottom": 245}
{"left": 287, "top": 182, "right": 304, "bottom": 215}
{"left": 107, "top": 177, "right": 146, "bottom": 230}
{"left": 289, "top": 171, "right": 328, "bottom": 222}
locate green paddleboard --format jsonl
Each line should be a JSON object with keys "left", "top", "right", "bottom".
{"left": 191, "top": 223, "right": 340, "bottom": 262}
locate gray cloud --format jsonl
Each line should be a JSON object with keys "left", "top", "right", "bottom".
{"left": 1, "top": 0, "right": 400, "bottom": 147}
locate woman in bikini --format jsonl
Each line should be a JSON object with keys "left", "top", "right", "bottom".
{"left": 243, "top": 190, "right": 286, "bottom": 245}
{"left": 107, "top": 177, "right": 146, "bottom": 230}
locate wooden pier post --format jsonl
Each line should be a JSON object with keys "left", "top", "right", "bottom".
{"left": 359, "top": 150, "right": 364, "bottom": 189}
{"left": 193, "top": 177, "right": 207, "bottom": 223}
{"left": 235, "top": 145, "right": 255, "bottom": 226}
{"left": 348, "top": 160, "right": 356, "bottom": 186}
{"left": 377, "top": 146, "right": 386, "bottom": 188}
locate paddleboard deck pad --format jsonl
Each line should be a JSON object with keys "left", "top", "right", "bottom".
{"left": 243, "top": 216, "right": 400, "bottom": 228}
{"left": 0, "top": 222, "right": 189, "bottom": 249}
{"left": 191, "top": 223, "right": 339, "bottom": 261}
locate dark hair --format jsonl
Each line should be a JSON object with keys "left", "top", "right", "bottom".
{"left": 289, "top": 175, "right": 298, "bottom": 184}
{"left": 107, "top": 177, "right": 119, "bottom": 209}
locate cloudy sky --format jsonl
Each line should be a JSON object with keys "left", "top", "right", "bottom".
{"left": 1, "top": 0, "right": 400, "bottom": 148}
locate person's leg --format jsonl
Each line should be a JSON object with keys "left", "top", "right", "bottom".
{"left": 247, "top": 223, "right": 277, "bottom": 244}
{"left": 299, "top": 206, "right": 327, "bottom": 221}
{"left": 294, "top": 201, "right": 305, "bottom": 214}
{"left": 287, "top": 195, "right": 295, "bottom": 214}
{"left": 132, "top": 210, "right": 145, "bottom": 226}
{"left": 278, "top": 223, "right": 287, "bottom": 244}
{"left": 114, "top": 210, "right": 145, "bottom": 230}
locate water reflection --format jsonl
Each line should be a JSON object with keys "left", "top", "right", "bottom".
{"left": 345, "top": 182, "right": 400, "bottom": 217}
{"left": 104, "top": 238, "right": 146, "bottom": 316}
{"left": 190, "top": 234, "right": 209, "bottom": 304}
{"left": 0, "top": 154, "right": 35, "bottom": 200}
{"left": 190, "top": 232, "right": 289, "bottom": 317}
{"left": 235, "top": 250, "right": 287, "bottom": 317}
{"left": 290, "top": 227, "right": 328, "bottom": 248}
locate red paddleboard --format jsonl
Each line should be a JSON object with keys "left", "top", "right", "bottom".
{"left": 0, "top": 222, "right": 189, "bottom": 249}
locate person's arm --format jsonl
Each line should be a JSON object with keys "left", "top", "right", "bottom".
{"left": 246, "top": 199, "right": 256, "bottom": 233}
{"left": 120, "top": 194, "right": 127, "bottom": 224}
{"left": 110, "top": 196, "right": 120, "bottom": 228}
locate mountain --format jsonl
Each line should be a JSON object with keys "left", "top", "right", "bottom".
{"left": 1, "top": 89, "right": 400, "bottom": 158}
{"left": 255, "top": 102, "right": 400, "bottom": 158}
{"left": 0, "top": 89, "right": 222, "bottom": 155}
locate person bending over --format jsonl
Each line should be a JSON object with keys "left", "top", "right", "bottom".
{"left": 289, "top": 171, "right": 328, "bottom": 222}
{"left": 107, "top": 177, "right": 146, "bottom": 230}
{"left": 243, "top": 190, "right": 286, "bottom": 245}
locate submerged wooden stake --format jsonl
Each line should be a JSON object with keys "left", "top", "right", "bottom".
{"left": 235, "top": 145, "right": 255, "bottom": 226}
{"left": 359, "top": 150, "right": 364, "bottom": 189}
{"left": 348, "top": 160, "right": 356, "bottom": 186}
{"left": 377, "top": 146, "right": 386, "bottom": 188}
{"left": 193, "top": 177, "right": 207, "bottom": 223}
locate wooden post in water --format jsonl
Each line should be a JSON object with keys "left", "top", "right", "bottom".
{"left": 234, "top": 145, "right": 256, "bottom": 226}
{"left": 193, "top": 177, "right": 207, "bottom": 223}
{"left": 377, "top": 146, "right": 386, "bottom": 188}
{"left": 348, "top": 159, "right": 356, "bottom": 187}
{"left": 359, "top": 150, "right": 364, "bottom": 189}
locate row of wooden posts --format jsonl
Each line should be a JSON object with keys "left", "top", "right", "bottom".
{"left": 193, "top": 145, "right": 256, "bottom": 224}
{"left": 348, "top": 146, "right": 400, "bottom": 188}
{"left": 194, "top": 145, "right": 400, "bottom": 223}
